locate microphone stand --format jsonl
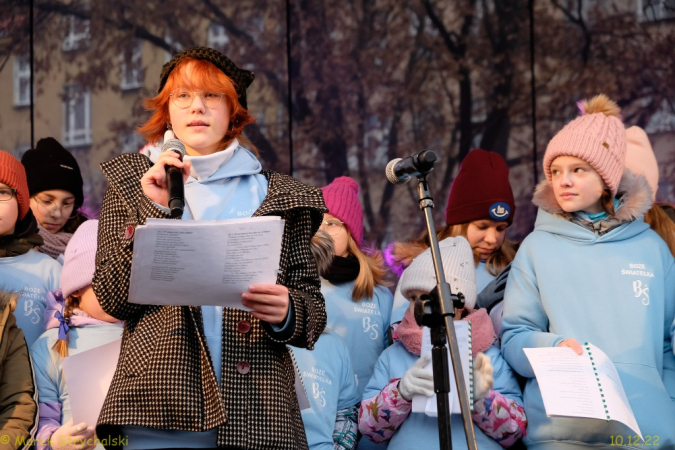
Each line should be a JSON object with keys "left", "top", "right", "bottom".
{"left": 411, "top": 172, "right": 479, "bottom": 450}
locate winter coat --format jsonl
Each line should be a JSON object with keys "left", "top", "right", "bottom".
{"left": 0, "top": 291, "right": 38, "bottom": 449}
{"left": 501, "top": 171, "right": 675, "bottom": 449}
{"left": 92, "top": 153, "right": 327, "bottom": 449}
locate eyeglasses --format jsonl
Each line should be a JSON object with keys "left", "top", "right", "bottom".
{"left": 0, "top": 187, "right": 16, "bottom": 202}
{"left": 320, "top": 219, "right": 345, "bottom": 236}
{"left": 170, "top": 88, "right": 225, "bottom": 109}
{"left": 32, "top": 197, "right": 75, "bottom": 216}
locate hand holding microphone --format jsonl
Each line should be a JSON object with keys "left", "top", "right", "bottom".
{"left": 141, "top": 130, "right": 191, "bottom": 217}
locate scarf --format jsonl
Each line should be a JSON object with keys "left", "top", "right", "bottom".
{"left": 323, "top": 255, "right": 360, "bottom": 284}
{"left": 0, "top": 212, "right": 43, "bottom": 257}
{"left": 36, "top": 225, "right": 72, "bottom": 260}
{"left": 396, "top": 307, "right": 496, "bottom": 359}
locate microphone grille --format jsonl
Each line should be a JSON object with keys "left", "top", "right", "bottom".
{"left": 161, "top": 138, "right": 186, "bottom": 157}
{"left": 385, "top": 158, "right": 408, "bottom": 184}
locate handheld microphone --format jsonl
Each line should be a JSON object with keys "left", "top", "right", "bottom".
{"left": 160, "top": 130, "right": 187, "bottom": 218}
{"left": 385, "top": 149, "right": 437, "bottom": 184}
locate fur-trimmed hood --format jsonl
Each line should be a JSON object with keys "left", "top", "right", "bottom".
{"left": 532, "top": 169, "right": 653, "bottom": 223}
{"left": 0, "top": 291, "right": 18, "bottom": 312}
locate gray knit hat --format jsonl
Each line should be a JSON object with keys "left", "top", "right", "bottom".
{"left": 158, "top": 46, "right": 254, "bottom": 109}
{"left": 399, "top": 236, "right": 477, "bottom": 310}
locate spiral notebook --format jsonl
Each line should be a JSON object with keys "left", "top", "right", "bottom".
{"left": 524, "top": 342, "right": 642, "bottom": 439}
{"left": 412, "top": 321, "right": 473, "bottom": 415}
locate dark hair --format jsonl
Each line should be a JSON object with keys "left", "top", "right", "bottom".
{"left": 600, "top": 189, "right": 616, "bottom": 216}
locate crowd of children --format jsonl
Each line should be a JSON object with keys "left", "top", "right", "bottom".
{"left": 0, "top": 50, "right": 674, "bottom": 450}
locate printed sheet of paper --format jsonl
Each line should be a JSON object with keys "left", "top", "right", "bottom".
{"left": 524, "top": 344, "right": 642, "bottom": 439}
{"left": 62, "top": 339, "right": 122, "bottom": 427}
{"left": 412, "top": 321, "right": 472, "bottom": 416}
{"left": 128, "top": 217, "right": 285, "bottom": 308}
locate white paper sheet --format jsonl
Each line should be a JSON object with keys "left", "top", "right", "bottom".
{"left": 524, "top": 344, "right": 642, "bottom": 439}
{"left": 61, "top": 339, "right": 122, "bottom": 427}
{"left": 412, "top": 321, "right": 472, "bottom": 416}
{"left": 128, "top": 217, "right": 285, "bottom": 307}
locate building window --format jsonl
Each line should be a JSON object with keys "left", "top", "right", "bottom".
{"left": 13, "top": 55, "right": 30, "bottom": 107}
{"left": 639, "top": 0, "right": 675, "bottom": 21}
{"left": 120, "top": 41, "right": 143, "bottom": 90}
{"left": 207, "top": 23, "right": 229, "bottom": 51}
{"left": 62, "top": 14, "right": 90, "bottom": 52}
{"left": 62, "top": 85, "right": 92, "bottom": 147}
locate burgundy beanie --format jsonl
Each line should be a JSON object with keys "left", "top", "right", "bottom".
{"left": 61, "top": 219, "right": 98, "bottom": 298}
{"left": 0, "top": 150, "right": 31, "bottom": 220}
{"left": 445, "top": 149, "right": 515, "bottom": 226}
{"left": 321, "top": 176, "right": 364, "bottom": 246}
{"left": 544, "top": 94, "right": 626, "bottom": 196}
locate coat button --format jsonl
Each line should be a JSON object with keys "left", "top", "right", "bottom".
{"left": 124, "top": 225, "right": 135, "bottom": 239}
{"left": 236, "top": 361, "right": 250, "bottom": 375}
{"left": 237, "top": 320, "right": 251, "bottom": 334}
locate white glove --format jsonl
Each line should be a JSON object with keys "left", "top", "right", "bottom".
{"left": 473, "top": 352, "right": 494, "bottom": 401}
{"left": 398, "top": 355, "right": 434, "bottom": 401}
{"left": 51, "top": 418, "right": 96, "bottom": 450}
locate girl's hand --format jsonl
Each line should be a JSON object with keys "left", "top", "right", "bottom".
{"left": 557, "top": 338, "right": 583, "bottom": 355}
{"left": 51, "top": 419, "right": 96, "bottom": 450}
{"left": 140, "top": 152, "right": 191, "bottom": 207}
{"left": 473, "top": 352, "right": 494, "bottom": 401}
{"left": 242, "top": 284, "right": 290, "bottom": 324}
{"left": 398, "top": 355, "right": 434, "bottom": 401}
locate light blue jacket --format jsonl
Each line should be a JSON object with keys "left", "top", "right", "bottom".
{"left": 501, "top": 173, "right": 675, "bottom": 449}
{"left": 362, "top": 343, "right": 522, "bottom": 450}
{"left": 291, "top": 332, "right": 360, "bottom": 450}
{"left": 322, "top": 279, "right": 393, "bottom": 397}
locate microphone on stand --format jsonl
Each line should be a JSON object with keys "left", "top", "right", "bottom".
{"left": 161, "top": 130, "right": 187, "bottom": 218}
{"left": 385, "top": 149, "right": 437, "bottom": 184}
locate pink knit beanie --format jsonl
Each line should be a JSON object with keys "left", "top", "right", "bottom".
{"left": 61, "top": 219, "right": 99, "bottom": 298}
{"left": 544, "top": 94, "right": 626, "bottom": 196}
{"left": 399, "top": 236, "right": 477, "bottom": 310}
{"left": 321, "top": 176, "right": 364, "bottom": 246}
{"left": 625, "top": 126, "right": 658, "bottom": 202}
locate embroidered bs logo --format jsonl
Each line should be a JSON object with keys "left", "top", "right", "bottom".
{"left": 312, "top": 382, "right": 326, "bottom": 407}
{"left": 362, "top": 317, "right": 379, "bottom": 340}
{"left": 489, "top": 202, "right": 510, "bottom": 221}
{"left": 633, "top": 280, "right": 650, "bottom": 306}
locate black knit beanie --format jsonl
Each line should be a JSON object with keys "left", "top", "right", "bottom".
{"left": 158, "top": 46, "right": 255, "bottom": 109}
{"left": 21, "top": 137, "right": 84, "bottom": 208}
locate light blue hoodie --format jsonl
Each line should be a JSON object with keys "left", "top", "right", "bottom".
{"left": 0, "top": 250, "right": 61, "bottom": 347}
{"left": 501, "top": 173, "right": 675, "bottom": 449}
{"left": 291, "top": 332, "right": 360, "bottom": 450}
{"left": 322, "top": 279, "right": 393, "bottom": 397}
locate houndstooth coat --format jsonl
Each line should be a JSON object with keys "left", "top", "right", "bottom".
{"left": 92, "top": 153, "right": 327, "bottom": 449}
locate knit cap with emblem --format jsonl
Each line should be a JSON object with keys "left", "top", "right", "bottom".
{"left": 543, "top": 94, "right": 626, "bottom": 196}
{"left": 399, "top": 236, "right": 477, "bottom": 311}
{"left": 321, "top": 176, "right": 364, "bottom": 247}
{"left": 445, "top": 148, "right": 515, "bottom": 226}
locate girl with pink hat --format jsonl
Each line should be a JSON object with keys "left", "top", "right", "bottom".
{"left": 319, "top": 177, "right": 394, "bottom": 403}
{"left": 501, "top": 94, "right": 675, "bottom": 448}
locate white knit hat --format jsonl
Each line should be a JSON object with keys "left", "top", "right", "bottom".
{"left": 399, "top": 236, "right": 477, "bottom": 310}
{"left": 61, "top": 220, "right": 99, "bottom": 298}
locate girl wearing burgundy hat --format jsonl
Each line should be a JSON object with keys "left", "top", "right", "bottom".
{"left": 92, "top": 47, "right": 326, "bottom": 449}
{"left": 387, "top": 148, "right": 517, "bottom": 333}
{"left": 500, "top": 95, "right": 675, "bottom": 448}
{"left": 0, "top": 150, "right": 62, "bottom": 348}
{"left": 319, "top": 177, "right": 393, "bottom": 400}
